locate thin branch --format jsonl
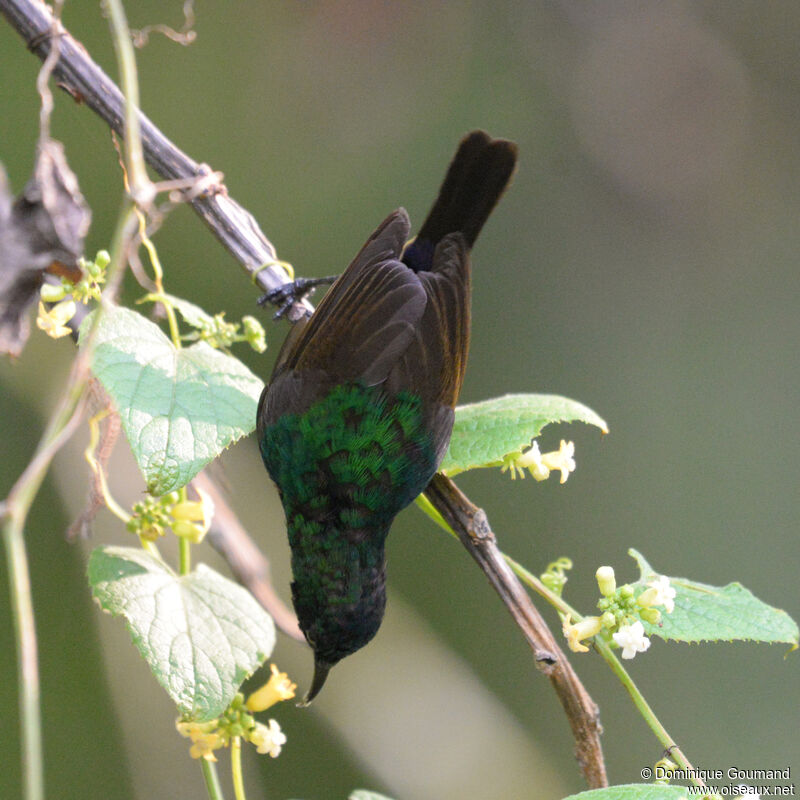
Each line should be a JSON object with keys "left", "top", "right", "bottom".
{"left": 424, "top": 474, "right": 607, "bottom": 788}
{"left": 0, "top": 0, "right": 312, "bottom": 320}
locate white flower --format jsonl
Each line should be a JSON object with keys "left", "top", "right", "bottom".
{"left": 646, "top": 576, "right": 676, "bottom": 614}
{"left": 250, "top": 719, "right": 286, "bottom": 758}
{"left": 503, "top": 440, "right": 576, "bottom": 483}
{"left": 612, "top": 621, "right": 651, "bottom": 659}
{"left": 541, "top": 440, "right": 576, "bottom": 484}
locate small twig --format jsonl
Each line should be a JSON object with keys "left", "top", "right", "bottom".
{"left": 424, "top": 474, "right": 607, "bottom": 789}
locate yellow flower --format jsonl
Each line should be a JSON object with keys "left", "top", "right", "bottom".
{"left": 189, "top": 732, "right": 223, "bottom": 761}
{"left": 176, "top": 719, "right": 225, "bottom": 761}
{"left": 503, "top": 440, "right": 548, "bottom": 480}
{"left": 562, "top": 614, "right": 602, "bottom": 653}
{"left": 250, "top": 719, "right": 286, "bottom": 758}
{"left": 36, "top": 300, "right": 76, "bottom": 339}
{"left": 176, "top": 720, "right": 196, "bottom": 739}
{"left": 171, "top": 487, "right": 215, "bottom": 543}
{"left": 246, "top": 664, "right": 297, "bottom": 712}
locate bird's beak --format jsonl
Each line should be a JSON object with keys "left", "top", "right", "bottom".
{"left": 297, "top": 658, "right": 331, "bottom": 707}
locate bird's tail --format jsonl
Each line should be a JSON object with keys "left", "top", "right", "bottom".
{"left": 416, "top": 130, "right": 518, "bottom": 250}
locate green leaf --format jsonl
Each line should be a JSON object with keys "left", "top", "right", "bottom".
{"left": 349, "top": 792, "right": 396, "bottom": 800}
{"left": 81, "top": 306, "right": 264, "bottom": 494}
{"left": 88, "top": 546, "right": 275, "bottom": 721}
{"left": 630, "top": 549, "right": 799, "bottom": 646}
{"left": 441, "top": 393, "right": 608, "bottom": 475}
{"left": 562, "top": 785, "right": 690, "bottom": 800}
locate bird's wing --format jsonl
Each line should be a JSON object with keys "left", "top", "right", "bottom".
{"left": 387, "top": 232, "right": 470, "bottom": 408}
{"left": 261, "top": 210, "right": 427, "bottom": 425}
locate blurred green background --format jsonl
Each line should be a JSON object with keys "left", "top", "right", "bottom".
{"left": 1, "top": 2, "right": 798, "bottom": 799}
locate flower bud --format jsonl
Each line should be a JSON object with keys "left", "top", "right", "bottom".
{"left": 596, "top": 566, "right": 616, "bottom": 597}
{"left": 40, "top": 283, "right": 67, "bottom": 303}
{"left": 639, "top": 607, "right": 662, "bottom": 625}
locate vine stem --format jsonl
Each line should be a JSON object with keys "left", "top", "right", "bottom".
{"left": 179, "top": 537, "right": 192, "bottom": 575}
{"left": 103, "top": 0, "right": 153, "bottom": 207}
{"left": 1, "top": 198, "right": 135, "bottom": 800}
{"left": 201, "top": 758, "right": 226, "bottom": 800}
{"left": 231, "top": 737, "right": 247, "bottom": 800}
{"left": 2, "top": 512, "right": 44, "bottom": 800}
{"left": 595, "top": 639, "right": 704, "bottom": 786}
{"left": 1, "top": 386, "right": 87, "bottom": 800}
{"left": 135, "top": 210, "right": 181, "bottom": 345}
{"left": 3, "top": 6, "right": 140, "bottom": 787}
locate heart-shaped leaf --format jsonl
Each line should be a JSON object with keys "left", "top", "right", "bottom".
{"left": 88, "top": 546, "right": 275, "bottom": 721}
{"left": 81, "top": 306, "right": 264, "bottom": 494}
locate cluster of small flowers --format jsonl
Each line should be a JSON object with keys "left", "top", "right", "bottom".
{"left": 183, "top": 311, "right": 266, "bottom": 354}
{"left": 126, "top": 487, "right": 215, "bottom": 544}
{"left": 37, "top": 250, "right": 110, "bottom": 338}
{"left": 502, "top": 440, "right": 576, "bottom": 483}
{"left": 562, "top": 566, "right": 677, "bottom": 659}
{"left": 176, "top": 664, "right": 297, "bottom": 762}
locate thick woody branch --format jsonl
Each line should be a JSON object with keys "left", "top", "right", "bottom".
{"left": 425, "top": 474, "right": 607, "bottom": 788}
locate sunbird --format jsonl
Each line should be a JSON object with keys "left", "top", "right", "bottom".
{"left": 257, "top": 131, "right": 518, "bottom": 703}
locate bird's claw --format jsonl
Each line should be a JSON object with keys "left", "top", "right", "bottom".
{"left": 257, "top": 276, "right": 338, "bottom": 320}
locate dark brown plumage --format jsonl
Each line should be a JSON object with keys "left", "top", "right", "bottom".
{"left": 257, "top": 131, "right": 518, "bottom": 702}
